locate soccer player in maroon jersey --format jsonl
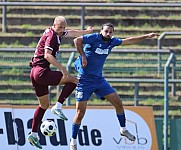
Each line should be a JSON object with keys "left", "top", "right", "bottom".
{"left": 27, "top": 16, "right": 93, "bottom": 149}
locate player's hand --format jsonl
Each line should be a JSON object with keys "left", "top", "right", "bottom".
{"left": 147, "top": 33, "right": 159, "bottom": 38}
{"left": 86, "top": 26, "right": 94, "bottom": 33}
{"left": 81, "top": 56, "right": 87, "bottom": 68}
{"left": 61, "top": 67, "right": 69, "bottom": 78}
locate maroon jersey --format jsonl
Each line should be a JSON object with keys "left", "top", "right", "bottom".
{"left": 31, "top": 27, "right": 68, "bottom": 68}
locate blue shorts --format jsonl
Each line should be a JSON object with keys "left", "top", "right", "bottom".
{"left": 75, "top": 76, "right": 115, "bottom": 101}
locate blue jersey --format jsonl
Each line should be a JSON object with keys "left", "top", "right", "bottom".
{"left": 74, "top": 33, "right": 122, "bottom": 77}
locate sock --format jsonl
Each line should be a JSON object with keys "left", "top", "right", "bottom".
{"left": 70, "top": 138, "right": 77, "bottom": 145}
{"left": 120, "top": 127, "right": 126, "bottom": 133}
{"left": 54, "top": 102, "right": 62, "bottom": 108}
{"left": 72, "top": 123, "right": 81, "bottom": 139}
{"left": 58, "top": 83, "right": 77, "bottom": 104}
{"left": 32, "top": 106, "right": 46, "bottom": 132}
{"left": 31, "top": 132, "right": 38, "bottom": 137}
{"left": 117, "top": 113, "right": 126, "bottom": 132}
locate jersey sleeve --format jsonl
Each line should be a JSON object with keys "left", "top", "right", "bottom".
{"left": 111, "top": 37, "right": 122, "bottom": 46}
{"left": 45, "top": 36, "right": 55, "bottom": 51}
{"left": 45, "top": 34, "right": 57, "bottom": 51}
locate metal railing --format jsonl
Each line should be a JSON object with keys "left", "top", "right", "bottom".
{"left": 157, "top": 32, "right": 181, "bottom": 95}
{"left": 1, "top": 1, "right": 181, "bottom": 31}
{"left": 163, "top": 52, "right": 175, "bottom": 150}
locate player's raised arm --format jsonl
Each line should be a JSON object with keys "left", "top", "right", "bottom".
{"left": 74, "top": 36, "right": 87, "bottom": 68}
{"left": 66, "top": 26, "right": 93, "bottom": 37}
{"left": 121, "top": 32, "right": 159, "bottom": 46}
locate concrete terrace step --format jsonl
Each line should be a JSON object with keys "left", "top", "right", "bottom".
{"left": 1, "top": 33, "right": 181, "bottom": 47}
{"left": 2, "top": 16, "right": 181, "bottom": 27}
{"left": 5, "top": 7, "right": 181, "bottom": 17}
{"left": 0, "top": 36, "right": 157, "bottom": 46}
{"left": 1, "top": 1, "right": 181, "bottom": 49}
{"left": 1, "top": 35, "right": 181, "bottom": 47}
{"left": 4, "top": 27, "right": 181, "bottom": 35}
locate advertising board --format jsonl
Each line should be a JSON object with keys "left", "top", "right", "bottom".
{"left": 0, "top": 106, "right": 158, "bottom": 150}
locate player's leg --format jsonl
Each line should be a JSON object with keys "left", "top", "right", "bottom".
{"left": 27, "top": 96, "right": 47, "bottom": 149}
{"left": 95, "top": 78, "right": 135, "bottom": 141}
{"left": 104, "top": 92, "right": 124, "bottom": 113}
{"left": 70, "top": 100, "right": 87, "bottom": 150}
{"left": 56, "top": 74, "right": 78, "bottom": 107}
{"left": 27, "top": 67, "right": 50, "bottom": 149}
{"left": 52, "top": 74, "right": 78, "bottom": 120}
{"left": 27, "top": 94, "right": 49, "bottom": 149}
{"left": 31, "top": 94, "right": 50, "bottom": 133}
{"left": 40, "top": 69, "right": 78, "bottom": 120}
{"left": 105, "top": 92, "right": 136, "bottom": 141}
{"left": 70, "top": 78, "right": 92, "bottom": 150}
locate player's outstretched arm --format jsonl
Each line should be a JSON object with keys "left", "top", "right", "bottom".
{"left": 66, "top": 26, "right": 93, "bottom": 37}
{"left": 121, "top": 32, "right": 159, "bottom": 46}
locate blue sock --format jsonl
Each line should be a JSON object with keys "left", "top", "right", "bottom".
{"left": 72, "top": 123, "right": 81, "bottom": 139}
{"left": 117, "top": 113, "right": 126, "bottom": 127}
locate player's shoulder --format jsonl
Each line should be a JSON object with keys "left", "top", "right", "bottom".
{"left": 111, "top": 36, "right": 119, "bottom": 40}
{"left": 110, "top": 36, "right": 122, "bottom": 45}
{"left": 84, "top": 32, "right": 99, "bottom": 37}
{"left": 44, "top": 27, "right": 57, "bottom": 37}
{"left": 84, "top": 33, "right": 101, "bottom": 40}
{"left": 111, "top": 36, "right": 122, "bottom": 42}
{"left": 92, "top": 32, "right": 100, "bottom": 37}
{"left": 44, "top": 27, "right": 52, "bottom": 34}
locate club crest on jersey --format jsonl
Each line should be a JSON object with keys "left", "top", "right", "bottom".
{"left": 95, "top": 48, "right": 109, "bottom": 55}
{"left": 75, "top": 91, "right": 83, "bottom": 99}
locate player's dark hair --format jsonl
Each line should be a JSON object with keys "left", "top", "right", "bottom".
{"left": 101, "top": 23, "right": 114, "bottom": 31}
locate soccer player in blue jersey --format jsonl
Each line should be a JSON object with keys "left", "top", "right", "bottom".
{"left": 70, "top": 23, "right": 159, "bottom": 150}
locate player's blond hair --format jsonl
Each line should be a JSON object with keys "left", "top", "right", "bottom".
{"left": 54, "top": 16, "right": 67, "bottom": 25}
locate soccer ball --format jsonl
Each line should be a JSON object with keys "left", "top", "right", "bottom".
{"left": 40, "top": 120, "right": 57, "bottom": 136}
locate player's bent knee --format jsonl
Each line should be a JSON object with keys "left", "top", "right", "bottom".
{"left": 59, "top": 75, "right": 78, "bottom": 85}
{"left": 37, "top": 95, "right": 50, "bottom": 109}
{"left": 40, "top": 104, "right": 49, "bottom": 110}
{"left": 68, "top": 75, "right": 79, "bottom": 84}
